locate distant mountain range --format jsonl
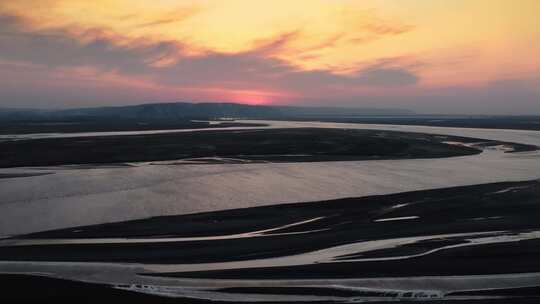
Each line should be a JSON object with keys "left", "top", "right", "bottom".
{"left": 0, "top": 102, "right": 415, "bottom": 122}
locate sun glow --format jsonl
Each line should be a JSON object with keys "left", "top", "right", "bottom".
{"left": 220, "top": 89, "right": 292, "bottom": 105}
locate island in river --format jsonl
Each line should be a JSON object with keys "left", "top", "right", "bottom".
{"left": 1, "top": 127, "right": 536, "bottom": 168}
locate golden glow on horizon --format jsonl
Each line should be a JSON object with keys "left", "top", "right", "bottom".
{"left": 1, "top": 0, "right": 539, "bottom": 104}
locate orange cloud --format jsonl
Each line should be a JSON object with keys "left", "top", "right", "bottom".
{"left": 0, "top": 1, "right": 415, "bottom": 72}
{"left": 0, "top": 0, "right": 539, "bottom": 112}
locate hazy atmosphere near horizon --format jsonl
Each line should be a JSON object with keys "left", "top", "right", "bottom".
{"left": 1, "top": 0, "right": 539, "bottom": 114}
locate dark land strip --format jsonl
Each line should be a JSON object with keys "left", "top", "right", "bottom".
{"left": 2, "top": 128, "right": 535, "bottom": 168}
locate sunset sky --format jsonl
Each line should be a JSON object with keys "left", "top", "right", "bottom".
{"left": 0, "top": 0, "right": 539, "bottom": 113}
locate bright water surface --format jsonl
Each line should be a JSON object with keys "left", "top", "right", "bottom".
{"left": 1, "top": 120, "right": 539, "bottom": 236}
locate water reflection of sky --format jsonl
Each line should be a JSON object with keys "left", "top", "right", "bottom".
{"left": 1, "top": 120, "right": 539, "bottom": 236}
